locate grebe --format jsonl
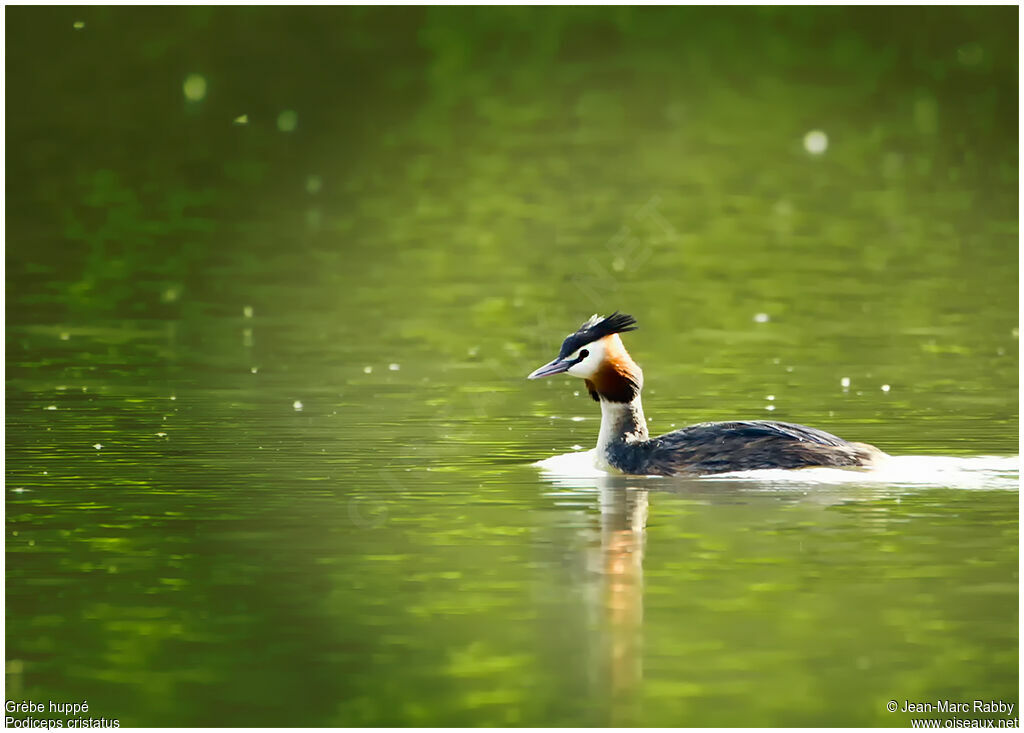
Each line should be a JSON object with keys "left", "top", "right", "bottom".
{"left": 528, "top": 312, "right": 885, "bottom": 476}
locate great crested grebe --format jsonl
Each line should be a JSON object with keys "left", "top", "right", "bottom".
{"left": 528, "top": 312, "right": 886, "bottom": 476}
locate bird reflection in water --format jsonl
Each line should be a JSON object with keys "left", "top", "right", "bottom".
{"left": 597, "top": 483, "right": 647, "bottom": 724}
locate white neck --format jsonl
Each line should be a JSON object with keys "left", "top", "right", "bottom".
{"left": 594, "top": 396, "right": 649, "bottom": 472}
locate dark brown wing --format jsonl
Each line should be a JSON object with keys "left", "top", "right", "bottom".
{"left": 627, "top": 420, "right": 883, "bottom": 476}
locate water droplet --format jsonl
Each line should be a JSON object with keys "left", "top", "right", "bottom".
{"left": 363, "top": 366, "right": 373, "bottom": 374}
{"left": 840, "top": 377, "right": 851, "bottom": 388}
{"left": 764, "top": 404, "right": 776, "bottom": 411}
{"left": 93, "top": 443, "right": 103, "bottom": 450}
{"left": 250, "top": 366, "right": 259, "bottom": 374}
{"left": 233, "top": 114, "right": 249, "bottom": 125}
{"left": 803, "top": 129, "right": 828, "bottom": 155}
{"left": 765, "top": 395, "right": 775, "bottom": 401}
{"left": 753, "top": 312, "right": 770, "bottom": 323}
{"left": 72, "top": 21, "right": 85, "bottom": 30}
{"left": 44, "top": 405, "right": 57, "bottom": 411}
{"left": 570, "top": 416, "right": 585, "bottom": 422}
{"left": 881, "top": 384, "right": 891, "bottom": 392}
{"left": 243, "top": 305, "right": 254, "bottom": 318}
{"left": 388, "top": 363, "right": 400, "bottom": 371}
{"left": 293, "top": 400, "right": 303, "bottom": 411}
{"left": 59, "top": 332, "right": 70, "bottom": 341}
{"left": 156, "top": 432, "right": 168, "bottom": 438}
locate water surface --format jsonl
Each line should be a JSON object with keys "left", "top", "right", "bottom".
{"left": 6, "top": 7, "right": 1018, "bottom": 727}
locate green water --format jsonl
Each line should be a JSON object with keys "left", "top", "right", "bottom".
{"left": 6, "top": 7, "right": 1018, "bottom": 727}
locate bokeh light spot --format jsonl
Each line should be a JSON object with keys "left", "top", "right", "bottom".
{"left": 277, "top": 110, "right": 298, "bottom": 132}
{"left": 803, "top": 129, "right": 828, "bottom": 155}
{"left": 183, "top": 74, "right": 207, "bottom": 102}
{"left": 957, "top": 43, "right": 984, "bottom": 66}
{"left": 914, "top": 97, "right": 938, "bottom": 135}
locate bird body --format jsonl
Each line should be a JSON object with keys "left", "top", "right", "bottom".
{"left": 528, "top": 313, "right": 885, "bottom": 476}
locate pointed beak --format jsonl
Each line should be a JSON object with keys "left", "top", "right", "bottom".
{"left": 527, "top": 357, "right": 572, "bottom": 380}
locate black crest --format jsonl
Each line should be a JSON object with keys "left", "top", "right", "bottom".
{"left": 557, "top": 312, "right": 638, "bottom": 359}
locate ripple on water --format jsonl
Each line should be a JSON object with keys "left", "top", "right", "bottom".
{"left": 535, "top": 451, "right": 1019, "bottom": 492}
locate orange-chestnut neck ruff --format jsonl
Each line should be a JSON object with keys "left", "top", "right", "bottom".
{"left": 584, "top": 334, "right": 643, "bottom": 403}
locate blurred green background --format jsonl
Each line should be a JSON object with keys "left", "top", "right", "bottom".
{"left": 6, "top": 6, "right": 1018, "bottom": 727}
